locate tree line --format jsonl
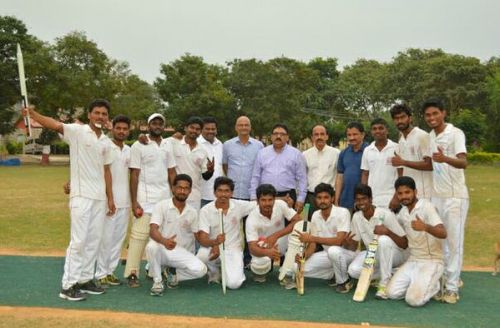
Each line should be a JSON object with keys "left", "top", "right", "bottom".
{"left": 1, "top": 16, "right": 499, "bottom": 151}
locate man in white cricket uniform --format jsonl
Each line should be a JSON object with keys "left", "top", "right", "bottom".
{"left": 167, "top": 117, "right": 214, "bottom": 211}
{"left": 348, "top": 184, "right": 408, "bottom": 299}
{"left": 246, "top": 184, "right": 301, "bottom": 282}
{"left": 95, "top": 115, "right": 132, "bottom": 287}
{"left": 146, "top": 174, "right": 207, "bottom": 296}
{"left": 23, "top": 100, "right": 114, "bottom": 301}
{"left": 361, "top": 118, "right": 400, "bottom": 210}
{"left": 197, "top": 177, "right": 256, "bottom": 289}
{"left": 197, "top": 117, "right": 223, "bottom": 208}
{"left": 303, "top": 124, "right": 340, "bottom": 219}
{"left": 390, "top": 104, "right": 433, "bottom": 199}
{"left": 290, "top": 183, "right": 354, "bottom": 293}
{"left": 423, "top": 98, "right": 469, "bottom": 304}
{"left": 124, "top": 113, "right": 177, "bottom": 287}
{"left": 387, "top": 176, "right": 447, "bottom": 307}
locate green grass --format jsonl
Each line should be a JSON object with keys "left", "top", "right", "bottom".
{"left": 0, "top": 165, "right": 499, "bottom": 267}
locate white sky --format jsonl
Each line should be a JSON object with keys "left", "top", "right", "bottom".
{"left": 3, "top": 0, "right": 500, "bottom": 82}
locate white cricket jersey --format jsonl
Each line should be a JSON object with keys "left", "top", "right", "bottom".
{"left": 429, "top": 124, "right": 468, "bottom": 199}
{"left": 310, "top": 205, "right": 351, "bottom": 251}
{"left": 197, "top": 135, "right": 223, "bottom": 201}
{"left": 397, "top": 127, "right": 433, "bottom": 199}
{"left": 361, "top": 140, "right": 399, "bottom": 207}
{"left": 63, "top": 124, "right": 113, "bottom": 201}
{"left": 351, "top": 207, "right": 406, "bottom": 248}
{"left": 198, "top": 199, "right": 256, "bottom": 251}
{"left": 303, "top": 145, "right": 340, "bottom": 192}
{"left": 167, "top": 137, "right": 209, "bottom": 208}
{"left": 150, "top": 198, "right": 199, "bottom": 254}
{"left": 108, "top": 141, "right": 131, "bottom": 208}
{"left": 246, "top": 200, "right": 297, "bottom": 242}
{"left": 129, "top": 138, "right": 176, "bottom": 214}
{"left": 397, "top": 199, "right": 444, "bottom": 262}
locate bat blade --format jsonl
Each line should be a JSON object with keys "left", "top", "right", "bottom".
{"left": 353, "top": 236, "right": 379, "bottom": 302}
{"left": 218, "top": 208, "right": 227, "bottom": 295}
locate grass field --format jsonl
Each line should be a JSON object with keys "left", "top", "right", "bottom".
{"left": 0, "top": 164, "right": 499, "bottom": 267}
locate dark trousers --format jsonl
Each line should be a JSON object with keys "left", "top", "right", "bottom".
{"left": 305, "top": 191, "right": 317, "bottom": 221}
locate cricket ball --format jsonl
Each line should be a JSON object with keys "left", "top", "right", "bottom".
{"left": 135, "top": 208, "right": 143, "bottom": 217}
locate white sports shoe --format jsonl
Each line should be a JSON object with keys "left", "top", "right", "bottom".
{"left": 150, "top": 281, "right": 164, "bottom": 296}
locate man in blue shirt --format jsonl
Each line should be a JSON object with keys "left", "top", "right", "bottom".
{"left": 334, "top": 122, "right": 368, "bottom": 211}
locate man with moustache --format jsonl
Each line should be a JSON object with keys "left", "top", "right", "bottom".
{"left": 361, "top": 118, "right": 401, "bottom": 210}
{"left": 422, "top": 98, "right": 469, "bottom": 304}
{"left": 250, "top": 124, "right": 307, "bottom": 213}
{"left": 197, "top": 117, "right": 223, "bottom": 208}
{"left": 334, "top": 122, "right": 368, "bottom": 211}
{"left": 390, "top": 104, "right": 433, "bottom": 199}
{"left": 167, "top": 117, "right": 215, "bottom": 211}
{"left": 125, "top": 113, "right": 177, "bottom": 288}
{"left": 303, "top": 125, "right": 340, "bottom": 219}
{"left": 146, "top": 174, "right": 207, "bottom": 296}
{"left": 197, "top": 177, "right": 256, "bottom": 289}
{"left": 386, "top": 176, "right": 447, "bottom": 307}
{"left": 23, "top": 100, "right": 115, "bottom": 300}
{"left": 95, "top": 115, "right": 132, "bottom": 288}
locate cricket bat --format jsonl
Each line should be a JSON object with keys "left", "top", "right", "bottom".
{"left": 218, "top": 208, "right": 227, "bottom": 295}
{"left": 296, "top": 203, "right": 310, "bottom": 295}
{"left": 17, "top": 43, "right": 32, "bottom": 138}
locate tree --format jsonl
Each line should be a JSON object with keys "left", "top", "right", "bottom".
{"left": 451, "top": 108, "right": 487, "bottom": 149}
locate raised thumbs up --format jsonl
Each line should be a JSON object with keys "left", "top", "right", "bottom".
{"left": 411, "top": 216, "right": 427, "bottom": 232}
{"left": 432, "top": 146, "right": 446, "bottom": 163}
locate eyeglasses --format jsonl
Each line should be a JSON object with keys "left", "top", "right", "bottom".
{"left": 272, "top": 132, "right": 288, "bottom": 137}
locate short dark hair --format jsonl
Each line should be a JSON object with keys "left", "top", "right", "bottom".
{"left": 314, "top": 183, "right": 334, "bottom": 197}
{"left": 370, "top": 118, "right": 388, "bottom": 128}
{"left": 346, "top": 121, "right": 365, "bottom": 133}
{"left": 395, "top": 176, "right": 416, "bottom": 190}
{"left": 390, "top": 104, "right": 412, "bottom": 118}
{"left": 272, "top": 123, "right": 289, "bottom": 134}
{"left": 354, "top": 183, "right": 372, "bottom": 199}
{"left": 311, "top": 124, "right": 328, "bottom": 135}
{"left": 88, "top": 99, "right": 110, "bottom": 113}
{"left": 213, "top": 176, "right": 234, "bottom": 192}
{"left": 422, "top": 98, "right": 445, "bottom": 113}
{"left": 256, "top": 184, "right": 277, "bottom": 199}
{"left": 202, "top": 116, "right": 217, "bottom": 126}
{"left": 185, "top": 116, "right": 204, "bottom": 128}
{"left": 112, "top": 115, "right": 131, "bottom": 127}
{"left": 174, "top": 174, "right": 192, "bottom": 188}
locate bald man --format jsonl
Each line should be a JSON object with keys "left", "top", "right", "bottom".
{"left": 223, "top": 116, "right": 264, "bottom": 266}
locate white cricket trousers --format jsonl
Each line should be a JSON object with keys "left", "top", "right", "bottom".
{"left": 303, "top": 246, "right": 357, "bottom": 283}
{"left": 95, "top": 207, "right": 130, "bottom": 279}
{"left": 197, "top": 247, "right": 246, "bottom": 289}
{"left": 123, "top": 213, "right": 152, "bottom": 278}
{"left": 250, "top": 236, "right": 288, "bottom": 275}
{"left": 61, "top": 197, "right": 106, "bottom": 289}
{"left": 387, "top": 260, "right": 444, "bottom": 307}
{"left": 432, "top": 197, "right": 468, "bottom": 293}
{"left": 348, "top": 235, "right": 407, "bottom": 286}
{"left": 146, "top": 241, "right": 207, "bottom": 283}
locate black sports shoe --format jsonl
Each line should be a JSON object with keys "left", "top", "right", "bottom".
{"left": 59, "top": 285, "right": 86, "bottom": 301}
{"left": 128, "top": 273, "right": 140, "bottom": 288}
{"left": 77, "top": 280, "right": 105, "bottom": 295}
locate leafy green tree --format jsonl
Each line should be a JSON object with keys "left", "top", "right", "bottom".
{"left": 451, "top": 108, "right": 487, "bottom": 149}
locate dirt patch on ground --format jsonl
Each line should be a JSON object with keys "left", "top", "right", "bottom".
{"left": 0, "top": 306, "right": 385, "bottom": 328}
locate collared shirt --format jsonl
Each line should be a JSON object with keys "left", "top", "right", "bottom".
{"left": 361, "top": 140, "right": 399, "bottom": 207}
{"left": 397, "top": 199, "right": 443, "bottom": 262}
{"left": 351, "top": 207, "right": 406, "bottom": 248}
{"left": 310, "top": 205, "right": 350, "bottom": 251}
{"left": 197, "top": 135, "right": 223, "bottom": 201}
{"left": 108, "top": 141, "right": 131, "bottom": 208}
{"left": 63, "top": 124, "right": 113, "bottom": 201}
{"left": 245, "top": 200, "right": 297, "bottom": 242}
{"left": 150, "top": 198, "right": 199, "bottom": 254}
{"left": 223, "top": 136, "right": 264, "bottom": 199}
{"left": 429, "top": 124, "right": 468, "bottom": 199}
{"left": 249, "top": 144, "right": 308, "bottom": 202}
{"left": 303, "top": 145, "right": 340, "bottom": 192}
{"left": 167, "top": 137, "right": 209, "bottom": 210}
{"left": 129, "top": 138, "right": 176, "bottom": 214}
{"left": 398, "top": 127, "right": 433, "bottom": 199}
{"left": 198, "top": 199, "right": 256, "bottom": 251}
{"left": 337, "top": 143, "right": 368, "bottom": 209}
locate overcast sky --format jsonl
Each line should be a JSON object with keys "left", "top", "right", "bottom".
{"left": 3, "top": 0, "right": 500, "bottom": 82}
